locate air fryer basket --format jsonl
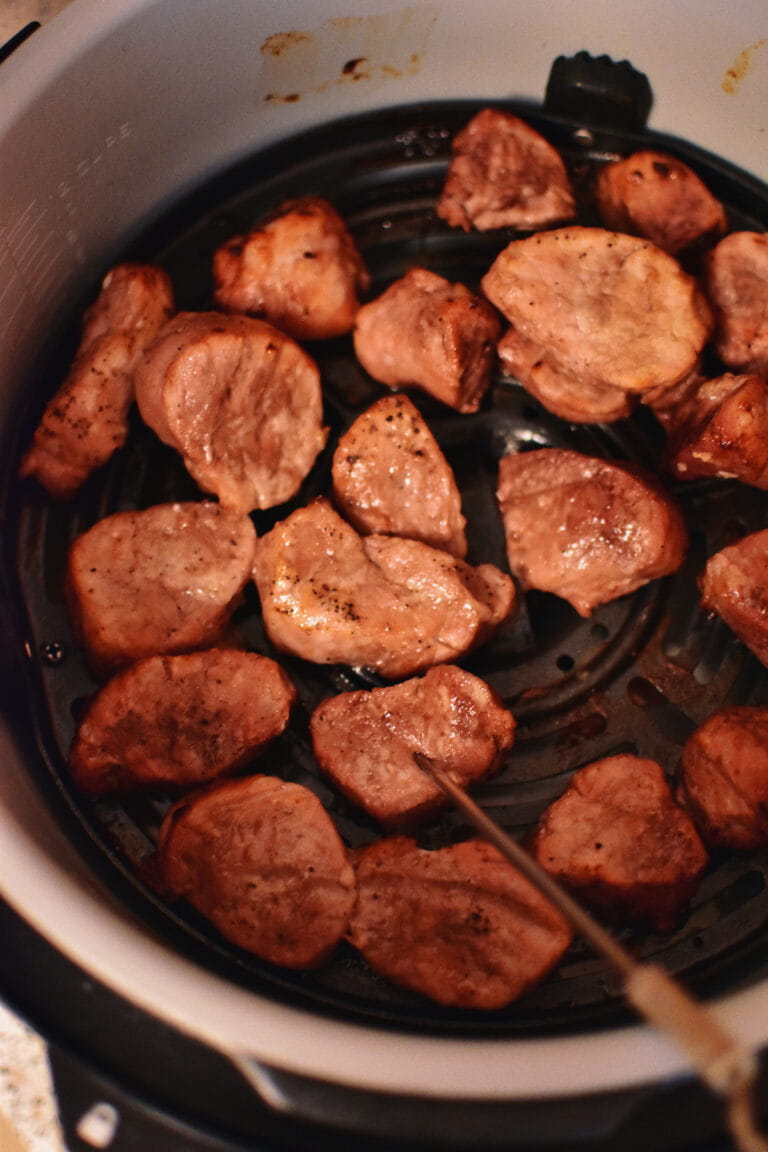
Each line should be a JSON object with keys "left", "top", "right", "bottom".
{"left": 6, "top": 82, "right": 768, "bottom": 1049}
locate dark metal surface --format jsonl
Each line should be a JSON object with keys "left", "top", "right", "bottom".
{"left": 5, "top": 98, "right": 768, "bottom": 1046}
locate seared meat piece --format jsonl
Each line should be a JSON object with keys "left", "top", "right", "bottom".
{"left": 251, "top": 498, "right": 514, "bottom": 679}
{"left": 67, "top": 502, "right": 256, "bottom": 674}
{"left": 496, "top": 448, "right": 688, "bottom": 617}
{"left": 69, "top": 649, "right": 296, "bottom": 795}
{"left": 159, "top": 775, "right": 356, "bottom": 968}
{"left": 705, "top": 231, "right": 768, "bottom": 377}
{"left": 212, "top": 195, "right": 369, "bottom": 341}
{"left": 594, "top": 150, "right": 727, "bottom": 255}
{"left": 436, "top": 107, "right": 576, "bottom": 232}
{"left": 353, "top": 267, "right": 501, "bottom": 414}
{"left": 681, "top": 706, "right": 768, "bottom": 850}
{"left": 700, "top": 529, "right": 768, "bottom": 667}
{"left": 19, "top": 264, "right": 174, "bottom": 498}
{"left": 665, "top": 372, "right": 768, "bottom": 487}
{"left": 331, "top": 394, "right": 467, "bottom": 557}
{"left": 530, "top": 755, "right": 708, "bottom": 932}
{"left": 135, "top": 312, "right": 327, "bottom": 513}
{"left": 310, "top": 665, "right": 515, "bottom": 829}
{"left": 482, "top": 227, "right": 712, "bottom": 423}
{"left": 347, "top": 836, "right": 572, "bottom": 1009}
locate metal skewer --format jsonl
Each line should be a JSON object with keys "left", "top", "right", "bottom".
{"left": 414, "top": 752, "right": 767, "bottom": 1152}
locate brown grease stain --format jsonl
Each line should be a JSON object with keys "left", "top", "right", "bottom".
{"left": 722, "top": 39, "right": 767, "bottom": 94}
{"left": 261, "top": 31, "right": 313, "bottom": 58}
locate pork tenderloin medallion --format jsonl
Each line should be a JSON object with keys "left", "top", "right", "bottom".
{"left": 212, "top": 195, "right": 369, "bottom": 341}
{"left": 594, "top": 149, "right": 727, "bottom": 256}
{"left": 310, "top": 665, "right": 515, "bottom": 829}
{"left": 19, "top": 263, "right": 174, "bottom": 499}
{"left": 700, "top": 529, "right": 768, "bottom": 667}
{"left": 159, "top": 775, "right": 356, "bottom": 969}
{"left": 436, "top": 107, "right": 576, "bottom": 232}
{"left": 69, "top": 649, "right": 296, "bottom": 795}
{"left": 67, "top": 501, "right": 257, "bottom": 674}
{"left": 331, "top": 393, "right": 467, "bottom": 557}
{"left": 496, "top": 448, "right": 688, "bottom": 617}
{"left": 680, "top": 706, "right": 768, "bottom": 850}
{"left": 664, "top": 372, "right": 768, "bottom": 488}
{"left": 530, "top": 755, "right": 708, "bottom": 932}
{"left": 347, "top": 836, "right": 573, "bottom": 1009}
{"left": 353, "top": 267, "right": 501, "bottom": 414}
{"left": 251, "top": 498, "right": 515, "bottom": 679}
{"left": 482, "top": 226, "right": 712, "bottom": 423}
{"left": 135, "top": 311, "right": 327, "bottom": 514}
{"left": 704, "top": 231, "right": 768, "bottom": 378}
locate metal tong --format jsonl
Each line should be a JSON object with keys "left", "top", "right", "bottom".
{"left": 414, "top": 753, "right": 768, "bottom": 1152}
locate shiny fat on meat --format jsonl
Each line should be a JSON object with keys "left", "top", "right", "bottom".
{"left": 310, "top": 665, "right": 515, "bottom": 829}
{"left": 135, "top": 312, "right": 327, "bottom": 513}
{"left": 353, "top": 267, "right": 501, "bottom": 414}
{"left": 436, "top": 107, "right": 576, "bottom": 232}
{"left": 212, "top": 195, "right": 369, "bottom": 341}
{"left": 482, "top": 227, "right": 712, "bottom": 423}
{"left": 251, "top": 498, "right": 515, "bottom": 679}
{"left": 530, "top": 755, "right": 708, "bottom": 932}
{"left": 331, "top": 393, "right": 468, "bottom": 557}
{"left": 496, "top": 448, "right": 688, "bottom": 617}
{"left": 347, "top": 836, "right": 572, "bottom": 1009}
{"left": 19, "top": 264, "right": 174, "bottom": 499}
{"left": 664, "top": 372, "right": 768, "bottom": 488}
{"left": 704, "top": 231, "right": 768, "bottom": 377}
{"left": 67, "top": 501, "right": 257, "bottom": 674}
{"left": 159, "top": 775, "right": 356, "bottom": 969}
{"left": 69, "top": 649, "right": 296, "bottom": 795}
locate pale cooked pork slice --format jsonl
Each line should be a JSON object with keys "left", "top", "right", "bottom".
{"left": 310, "top": 665, "right": 515, "bottom": 829}
{"left": 681, "top": 706, "right": 768, "bottom": 850}
{"left": 665, "top": 373, "right": 768, "bottom": 487}
{"left": 530, "top": 755, "right": 708, "bottom": 932}
{"left": 353, "top": 268, "right": 501, "bottom": 414}
{"left": 19, "top": 264, "right": 174, "bottom": 498}
{"left": 700, "top": 529, "right": 768, "bottom": 667}
{"left": 67, "top": 502, "right": 257, "bottom": 674}
{"left": 159, "top": 775, "right": 356, "bottom": 969}
{"left": 436, "top": 107, "right": 576, "bottom": 232}
{"left": 135, "top": 312, "right": 327, "bottom": 514}
{"left": 482, "top": 227, "right": 712, "bottom": 423}
{"left": 705, "top": 231, "right": 768, "bottom": 377}
{"left": 251, "top": 498, "right": 515, "bottom": 679}
{"left": 212, "top": 195, "right": 369, "bottom": 341}
{"left": 331, "top": 394, "right": 467, "bottom": 557}
{"left": 496, "top": 448, "right": 687, "bottom": 617}
{"left": 347, "top": 836, "right": 572, "bottom": 1009}
{"left": 594, "top": 150, "right": 727, "bottom": 255}
{"left": 69, "top": 649, "right": 296, "bottom": 795}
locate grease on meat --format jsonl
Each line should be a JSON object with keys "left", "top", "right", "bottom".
{"left": 310, "top": 665, "right": 515, "bottom": 829}
{"left": 67, "top": 501, "right": 256, "bottom": 674}
{"left": 332, "top": 393, "right": 467, "bottom": 557}
{"left": 135, "top": 311, "right": 327, "bottom": 513}
{"left": 347, "top": 836, "right": 573, "bottom": 1009}
{"left": 353, "top": 267, "right": 501, "bottom": 414}
{"left": 436, "top": 107, "right": 576, "bottom": 232}
{"left": 530, "top": 755, "right": 708, "bottom": 932}
{"left": 704, "top": 231, "right": 768, "bottom": 377}
{"left": 159, "top": 775, "right": 356, "bottom": 968}
{"left": 69, "top": 649, "right": 296, "bottom": 795}
{"left": 482, "top": 227, "right": 712, "bottom": 423}
{"left": 664, "top": 372, "right": 768, "bottom": 487}
{"left": 19, "top": 264, "right": 174, "bottom": 498}
{"left": 496, "top": 448, "right": 688, "bottom": 617}
{"left": 251, "top": 498, "right": 515, "bottom": 679}
{"left": 213, "top": 195, "right": 370, "bottom": 341}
